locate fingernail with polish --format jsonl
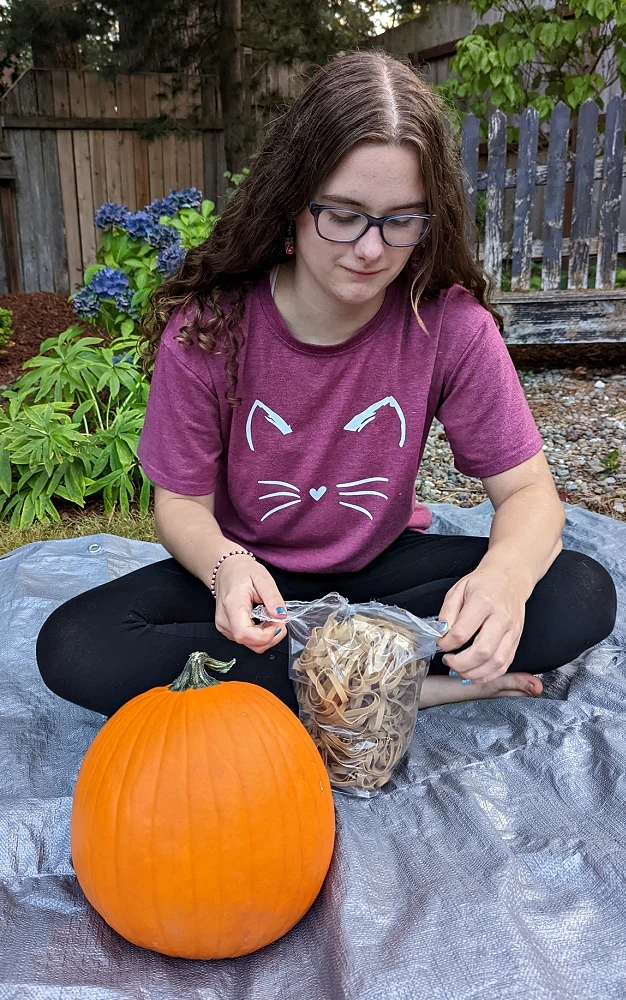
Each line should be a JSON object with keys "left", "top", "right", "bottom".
{"left": 274, "top": 627, "right": 282, "bottom": 635}
{"left": 448, "top": 669, "right": 459, "bottom": 677}
{"left": 461, "top": 678, "right": 473, "bottom": 685}
{"left": 276, "top": 606, "right": 287, "bottom": 615}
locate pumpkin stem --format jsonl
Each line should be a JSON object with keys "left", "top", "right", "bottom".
{"left": 169, "top": 651, "right": 236, "bottom": 692}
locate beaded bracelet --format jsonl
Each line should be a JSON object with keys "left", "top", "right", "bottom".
{"left": 210, "top": 548, "right": 256, "bottom": 598}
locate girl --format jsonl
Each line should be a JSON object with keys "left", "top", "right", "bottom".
{"left": 37, "top": 51, "right": 616, "bottom": 719}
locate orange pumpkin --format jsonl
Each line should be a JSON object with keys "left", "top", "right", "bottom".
{"left": 70, "top": 651, "right": 336, "bottom": 959}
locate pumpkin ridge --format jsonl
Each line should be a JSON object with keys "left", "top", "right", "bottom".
{"left": 74, "top": 690, "right": 159, "bottom": 923}
{"left": 243, "top": 689, "right": 293, "bottom": 943}
{"left": 182, "top": 695, "right": 199, "bottom": 958}
{"left": 197, "top": 685, "right": 226, "bottom": 955}
{"left": 148, "top": 689, "right": 181, "bottom": 950}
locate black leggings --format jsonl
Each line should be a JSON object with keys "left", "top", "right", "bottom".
{"left": 36, "top": 529, "right": 617, "bottom": 718}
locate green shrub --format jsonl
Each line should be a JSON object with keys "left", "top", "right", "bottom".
{"left": 0, "top": 307, "right": 13, "bottom": 350}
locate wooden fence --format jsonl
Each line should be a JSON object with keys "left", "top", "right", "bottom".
{"left": 0, "top": 69, "right": 625, "bottom": 343}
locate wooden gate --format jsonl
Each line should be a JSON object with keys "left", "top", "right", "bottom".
{"left": 462, "top": 96, "right": 626, "bottom": 342}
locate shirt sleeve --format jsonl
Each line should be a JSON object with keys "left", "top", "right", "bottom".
{"left": 137, "top": 327, "right": 223, "bottom": 496}
{"left": 435, "top": 313, "right": 544, "bottom": 479}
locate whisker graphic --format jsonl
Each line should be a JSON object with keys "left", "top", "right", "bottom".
{"left": 259, "top": 492, "right": 301, "bottom": 500}
{"left": 338, "top": 491, "right": 388, "bottom": 499}
{"left": 260, "top": 499, "right": 302, "bottom": 521}
{"left": 259, "top": 480, "right": 300, "bottom": 491}
{"left": 339, "top": 502, "right": 373, "bottom": 520}
{"left": 336, "top": 477, "right": 389, "bottom": 487}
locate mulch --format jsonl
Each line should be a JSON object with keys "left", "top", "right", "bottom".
{"left": 0, "top": 292, "right": 110, "bottom": 388}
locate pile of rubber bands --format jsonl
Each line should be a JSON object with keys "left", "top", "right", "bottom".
{"left": 291, "top": 612, "right": 428, "bottom": 796}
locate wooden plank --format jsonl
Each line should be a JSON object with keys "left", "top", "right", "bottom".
{"left": 175, "top": 76, "right": 193, "bottom": 190}
{"left": 2, "top": 114, "right": 221, "bottom": 130}
{"left": 115, "top": 75, "right": 136, "bottom": 208}
{"left": 5, "top": 131, "right": 37, "bottom": 291}
{"left": 461, "top": 113, "right": 479, "bottom": 247}
{"left": 100, "top": 76, "right": 123, "bottom": 205}
{"left": 35, "top": 71, "right": 69, "bottom": 294}
{"left": 50, "top": 70, "right": 70, "bottom": 116}
{"left": 495, "top": 289, "right": 626, "bottom": 344}
{"left": 0, "top": 184, "right": 22, "bottom": 292}
{"left": 190, "top": 136, "right": 204, "bottom": 196}
{"left": 511, "top": 106, "right": 539, "bottom": 290}
{"left": 541, "top": 102, "right": 570, "bottom": 291}
{"left": 479, "top": 230, "right": 626, "bottom": 261}
{"left": 67, "top": 74, "right": 97, "bottom": 273}
{"left": 568, "top": 99, "right": 599, "bottom": 289}
{"left": 596, "top": 95, "right": 625, "bottom": 290}
{"left": 2, "top": 76, "right": 22, "bottom": 115}
{"left": 0, "top": 207, "right": 7, "bottom": 293}
{"left": 202, "top": 75, "right": 219, "bottom": 202}
{"left": 159, "top": 73, "right": 178, "bottom": 195}
{"left": 144, "top": 74, "right": 164, "bottom": 200}
{"left": 84, "top": 73, "right": 107, "bottom": 227}
{"left": 18, "top": 70, "right": 38, "bottom": 115}
{"left": 53, "top": 71, "right": 83, "bottom": 291}
{"left": 484, "top": 109, "right": 506, "bottom": 290}
{"left": 130, "top": 75, "right": 150, "bottom": 209}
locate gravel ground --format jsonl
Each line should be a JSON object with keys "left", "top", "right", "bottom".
{"left": 418, "top": 359, "right": 626, "bottom": 524}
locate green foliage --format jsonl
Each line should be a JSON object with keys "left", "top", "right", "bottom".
{"left": 0, "top": 185, "right": 226, "bottom": 528}
{"left": 0, "top": 307, "right": 13, "bottom": 350}
{"left": 438, "top": 0, "right": 624, "bottom": 126}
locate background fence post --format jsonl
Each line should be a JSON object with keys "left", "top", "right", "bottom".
{"left": 0, "top": 143, "right": 22, "bottom": 293}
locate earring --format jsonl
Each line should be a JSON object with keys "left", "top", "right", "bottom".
{"left": 284, "top": 222, "right": 295, "bottom": 256}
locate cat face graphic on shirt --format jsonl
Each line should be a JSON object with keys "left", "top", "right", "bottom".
{"left": 245, "top": 396, "right": 406, "bottom": 522}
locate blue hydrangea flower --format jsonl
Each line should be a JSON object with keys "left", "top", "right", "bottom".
{"left": 156, "top": 244, "right": 186, "bottom": 276}
{"left": 147, "top": 194, "right": 180, "bottom": 221}
{"left": 113, "top": 290, "right": 140, "bottom": 319}
{"left": 90, "top": 267, "right": 130, "bottom": 298}
{"left": 94, "top": 202, "right": 130, "bottom": 230}
{"left": 73, "top": 286, "right": 101, "bottom": 319}
{"left": 172, "top": 186, "right": 202, "bottom": 210}
{"left": 146, "top": 224, "right": 181, "bottom": 250}
{"left": 124, "top": 211, "right": 154, "bottom": 240}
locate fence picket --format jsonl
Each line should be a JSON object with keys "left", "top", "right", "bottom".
{"left": 67, "top": 71, "right": 96, "bottom": 271}
{"left": 596, "top": 95, "right": 625, "bottom": 290}
{"left": 35, "top": 71, "right": 69, "bottom": 294}
{"left": 541, "top": 102, "right": 570, "bottom": 290}
{"left": 511, "top": 107, "right": 539, "bottom": 290}
{"left": 130, "top": 75, "right": 151, "bottom": 209}
{"left": 159, "top": 73, "right": 178, "bottom": 195}
{"left": 144, "top": 75, "right": 165, "bottom": 200}
{"left": 115, "top": 75, "right": 137, "bottom": 208}
{"left": 485, "top": 109, "right": 506, "bottom": 290}
{"left": 52, "top": 70, "right": 83, "bottom": 291}
{"left": 100, "top": 76, "right": 123, "bottom": 206}
{"left": 461, "top": 113, "right": 479, "bottom": 248}
{"left": 84, "top": 73, "right": 106, "bottom": 246}
{"left": 568, "top": 99, "right": 599, "bottom": 289}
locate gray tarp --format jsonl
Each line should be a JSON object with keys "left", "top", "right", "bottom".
{"left": 1, "top": 498, "right": 625, "bottom": 1000}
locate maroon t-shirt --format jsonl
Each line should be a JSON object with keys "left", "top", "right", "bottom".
{"left": 137, "top": 270, "right": 544, "bottom": 572}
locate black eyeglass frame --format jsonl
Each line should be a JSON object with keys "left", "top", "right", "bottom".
{"left": 307, "top": 201, "right": 435, "bottom": 247}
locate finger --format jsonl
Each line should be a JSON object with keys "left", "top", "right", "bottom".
{"left": 436, "top": 582, "right": 466, "bottom": 646}
{"left": 447, "top": 617, "right": 516, "bottom": 679}
{"left": 438, "top": 590, "right": 492, "bottom": 654}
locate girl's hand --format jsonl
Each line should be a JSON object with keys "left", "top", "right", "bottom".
{"left": 212, "top": 556, "right": 288, "bottom": 654}
{"left": 437, "top": 564, "right": 527, "bottom": 684}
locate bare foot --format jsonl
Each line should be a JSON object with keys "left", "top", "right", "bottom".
{"left": 419, "top": 671, "right": 544, "bottom": 710}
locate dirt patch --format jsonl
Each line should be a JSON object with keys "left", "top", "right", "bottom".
{"left": 0, "top": 292, "right": 110, "bottom": 388}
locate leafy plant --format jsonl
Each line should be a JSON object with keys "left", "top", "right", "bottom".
{"left": 0, "top": 306, "right": 13, "bottom": 350}
{"left": 0, "top": 183, "right": 225, "bottom": 528}
{"left": 437, "top": 0, "right": 626, "bottom": 129}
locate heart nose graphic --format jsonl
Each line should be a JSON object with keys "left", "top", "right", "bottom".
{"left": 309, "top": 486, "right": 327, "bottom": 501}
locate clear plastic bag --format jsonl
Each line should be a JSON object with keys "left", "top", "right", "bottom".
{"left": 251, "top": 592, "right": 447, "bottom": 798}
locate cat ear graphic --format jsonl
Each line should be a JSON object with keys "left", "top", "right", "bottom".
{"left": 343, "top": 396, "right": 406, "bottom": 447}
{"left": 246, "top": 400, "right": 293, "bottom": 452}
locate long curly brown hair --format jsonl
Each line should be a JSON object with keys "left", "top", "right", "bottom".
{"left": 139, "top": 49, "right": 502, "bottom": 406}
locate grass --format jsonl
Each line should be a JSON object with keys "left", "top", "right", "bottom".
{"left": 0, "top": 506, "right": 158, "bottom": 558}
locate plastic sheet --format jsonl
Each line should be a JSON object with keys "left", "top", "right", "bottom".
{"left": 1, "top": 499, "right": 625, "bottom": 999}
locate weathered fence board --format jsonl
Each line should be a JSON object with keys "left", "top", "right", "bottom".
{"left": 597, "top": 94, "right": 625, "bottom": 290}
{"left": 130, "top": 75, "right": 151, "bottom": 211}
{"left": 511, "top": 107, "right": 539, "bottom": 291}
{"left": 461, "top": 112, "right": 479, "bottom": 247}
{"left": 541, "top": 101, "right": 570, "bottom": 291}
{"left": 495, "top": 289, "right": 626, "bottom": 343}
{"left": 53, "top": 72, "right": 83, "bottom": 291}
{"left": 115, "top": 75, "right": 136, "bottom": 208}
{"left": 569, "top": 100, "right": 600, "bottom": 290}
{"left": 485, "top": 109, "right": 506, "bottom": 290}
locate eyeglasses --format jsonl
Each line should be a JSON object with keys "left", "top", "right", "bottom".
{"left": 307, "top": 201, "right": 434, "bottom": 248}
